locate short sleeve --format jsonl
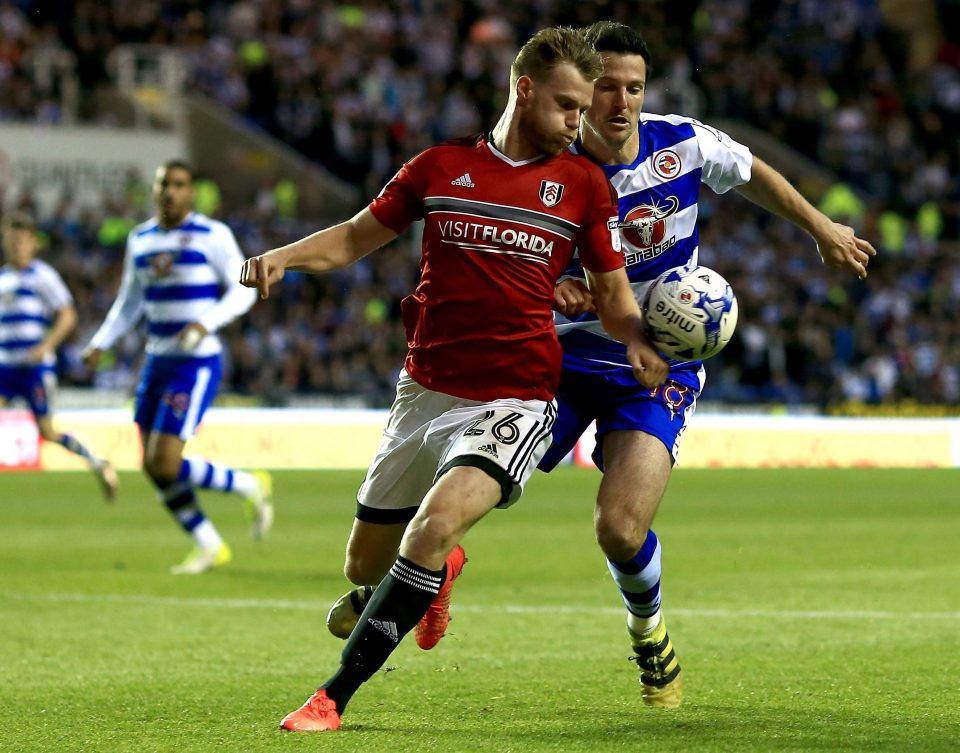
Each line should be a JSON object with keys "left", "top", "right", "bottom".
{"left": 36, "top": 263, "right": 73, "bottom": 310}
{"left": 693, "top": 120, "right": 753, "bottom": 194}
{"left": 368, "top": 152, "right": 429, "bottom": 233}
{"left": 576, "top": 166, "right": 625, "bottom": 274}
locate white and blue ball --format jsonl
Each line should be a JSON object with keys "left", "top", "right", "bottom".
{"left": 643, "top": 265, "right": 738, "bottom": 361}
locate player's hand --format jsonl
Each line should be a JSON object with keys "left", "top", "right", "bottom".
{"left": 554, "top": 278, "right": 595, "bottom": 317}
{"left": 240, "top": 252, "right": 286, "bottom": 300}
{"left": 626, "top": 334, "right": 669, "bottom": 388}
{"left": 26, "top": 343, "right": 52, "bottom": 364}
{"left": 815, "top": 222, "right": 877, "bottom": 280}
{"left": 82, "top": 347, "right": 103, "bottom": 370}
{"left": 178, "top": 322, "right": 208, "bottom": 350}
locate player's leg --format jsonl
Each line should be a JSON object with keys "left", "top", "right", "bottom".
{"left": 0, "top": 366, "right": 15, "bottom": 407}
{"left": 177, "top": 457, "right": 273, "bottom": 539}
{"left": 598, "top": 430, "right": 681, "bottom": 706}
{"left": 143, "top": 430, "right": 232, "bottom": 574}
{"left": 410, "top": 397, "right": 554, "bottom": 650}
{"left": 171, "top": 353, "right": 273, "bottom": 538}
{"left": 282, "top": 464, "right": 501, "bottom": 732}
{"left": 137, "top": 356, "right": 231, "bottom": 573}
{"left": 325, "top": 519, "right": 407, "bottom": 638}
{"left": 283, "top": 394, "right": 554, "bottom": 731}
{"left": 593, "top": 375, "right": 701, "bottom": 708}
{"left": 28, "top": 366, "right": 118, "bottom": 501}
{"left": 326, "top": 370, "right": 461, "bottom": 638}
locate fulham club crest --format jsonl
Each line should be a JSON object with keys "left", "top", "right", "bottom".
{"left": 539, "top": 180, "right": 564, "bottom": 207}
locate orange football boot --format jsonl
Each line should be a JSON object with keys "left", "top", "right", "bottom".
{"left": 279, "top": 689, "right": 341, "bottom": 732}
{"left": 414, "top": 544, "right": 467, "bottom": 650}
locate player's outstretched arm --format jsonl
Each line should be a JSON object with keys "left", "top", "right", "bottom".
{"left": 240, "top": 209, "right": 398, "bottom": 300}
{"left": 735, "top": 157, "right": 877, "bottom": 279}
{"left": 585, "top": 267, "right": 668, "bottom": 388}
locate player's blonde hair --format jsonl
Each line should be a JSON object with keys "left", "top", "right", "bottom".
{"left": 510, "top": 27, "right": 603, "bottom": 88}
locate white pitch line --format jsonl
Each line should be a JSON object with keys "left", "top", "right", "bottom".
{"left": 5, "top": 592, "right": 960, "bottom": 621}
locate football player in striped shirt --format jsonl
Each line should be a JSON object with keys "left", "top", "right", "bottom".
{"left": 242, "top": 27, "right": 669, "bottom": 732}
{"left": 544, "top": 21, "right": 877, "bottom": 707}
{"left": 83, "top": 161, "right": 273, "bottom": 575}
{"left": 0, "top": 211, "right": 117, "bottom": 499}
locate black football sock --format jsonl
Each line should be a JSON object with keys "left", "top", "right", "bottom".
{"left": 322, "top": 555, "right": 446, "bottom": 712}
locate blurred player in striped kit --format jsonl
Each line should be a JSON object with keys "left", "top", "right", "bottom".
{"left": 83, "top": 160, "right": 273, "bottom": 574}
{"left": 544, "top": 22, "right": 876, "bottom": 707}
{"left": 0, "top": 211, "right": 118, "bottom": 499}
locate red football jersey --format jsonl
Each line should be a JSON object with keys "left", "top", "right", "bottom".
{"left": 369, "top": 133, "right": 623, "bottom": 402}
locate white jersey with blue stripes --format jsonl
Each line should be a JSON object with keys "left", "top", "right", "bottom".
{"left": 558, "top": 113, "right": 752, "bottom": 378}
{"left": 0, "top": 259, "right": 73, "bottom": 366}
{"left": 88, "top": 212, "right": 256, "bottom": 358}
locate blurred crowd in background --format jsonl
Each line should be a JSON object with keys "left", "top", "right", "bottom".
{"left": 2, "top": 0, "right": 959, "bottom": 410}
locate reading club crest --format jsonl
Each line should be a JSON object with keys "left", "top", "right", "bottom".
{"left": 149, "top": 251, "right": 177, "bottom": 277}
{"left": 539, "top": 180, "right": 564, "bottom": 208}
{"left": 653, "top": 149, "right": 682, "bottom": 179}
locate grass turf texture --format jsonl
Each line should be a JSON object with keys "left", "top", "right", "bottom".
{"left": 2, "top": 467, "right": 958, "bottom": 753}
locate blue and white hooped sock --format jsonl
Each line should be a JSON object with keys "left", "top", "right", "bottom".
{"left": 177, "top": 458, "right": 257, "bottom": 497}
{"left": 607, "top": 529, "right": 663, "bottom": 632}
{"left": 58, "top": 433, "right": 102, "bottom": 468}
{"left": 160, "top": 481, "right": 222, "bottom": 549}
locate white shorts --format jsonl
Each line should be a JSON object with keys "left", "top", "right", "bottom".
{"left": 356, "top": 370, "right": 557, "bottom": 523}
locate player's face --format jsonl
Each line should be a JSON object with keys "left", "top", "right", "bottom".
{"left": 582, "top": 53, "right": 647, "bottom": 150}
{"left": 519, "top": 62, "right": 594, "bottom": 156}
{"left": 1, "top": 228, "right": 38, "bottom": 269}
{"left": 153, "top": 166, "right": 194, "bottom": 227}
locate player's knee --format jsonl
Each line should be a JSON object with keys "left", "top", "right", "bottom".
{"left": 343, "top": 556, "right": 387, "bottom": 586}
{"left": 142, "top": 453, "right": 180, "bottom": 485}
{"left": 595, "top": 517, "right": 649, "bottom": 562}
{"left": 409, "top": 508, "right": 460, "bottom": 548}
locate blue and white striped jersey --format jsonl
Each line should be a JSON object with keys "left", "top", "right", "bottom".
{"left": 88, "top": 212, "right": 257, "bottom": 358}
{"left": 558, "top": 113, "right": 752, "bottom": 379}
{"left": 0, "top": 259, "right": 73, "bottom": 366}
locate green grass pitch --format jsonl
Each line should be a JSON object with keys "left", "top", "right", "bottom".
{"left": 2, "top": 467, "right": 959, "bottom": 753}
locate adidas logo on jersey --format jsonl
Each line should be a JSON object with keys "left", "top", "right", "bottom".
{"left": 368, "top": 618, "right": 400, "bottom": 642}
{"left": 451, "top": 172, "right": 475, "bottom": 188}
{"left": 477, "top": 443, "right": 499, "bottom": 458}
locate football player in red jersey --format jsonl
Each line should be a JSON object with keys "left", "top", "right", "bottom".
{"left": 241, "top": 27, "right": 668, "bottom": 732}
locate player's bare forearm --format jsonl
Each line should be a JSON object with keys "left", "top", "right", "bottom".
{"left": 735, "top": 157, "right": 876, "bottom": 279}
{"left": 240, "top": 209, "right": 398, "bottom": 299}
{"left": 45, "top": 305, "right": 77, "bottom": 351}
{"left": 281, "top": 209, "right": 397, "bottom": 273}
{"left": 585, "top": 267, "right": 668, "bottom": 387}
{"left": 736, "top": 158, "right": 826, "bottom": 233}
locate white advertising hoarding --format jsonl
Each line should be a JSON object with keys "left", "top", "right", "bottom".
{"left": 0, "top": 124, "right": 186, "bottom": 216}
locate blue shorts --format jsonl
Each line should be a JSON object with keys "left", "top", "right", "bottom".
{"left": 134, "top": 354, "right": 222, "bottom": 440}
{"left": 539, "top": 365, "right": 704, "bottom": 472}
{"left": 0, "top": 363, "right": 57, "bottom": 417}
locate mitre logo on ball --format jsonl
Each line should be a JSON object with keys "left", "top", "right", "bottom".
{"left": 642, "top": 264, "right": 738, "bottom": 361}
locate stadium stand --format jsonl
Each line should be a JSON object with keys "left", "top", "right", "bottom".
{"left": 1, "top": 0, "right": 957, "bottom": 410}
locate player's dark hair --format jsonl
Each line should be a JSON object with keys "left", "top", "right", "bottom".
{"left": 1, "top": 210, "right": 37, "bottom": 233}
{"left": 161, "top": 159, "right": 196, "bottom": 182}
{"left": 511, "top": 27, "right": 603, "bottom": 88}
{"left": 581, "top": 21, "right": 653, "bottom": 77}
